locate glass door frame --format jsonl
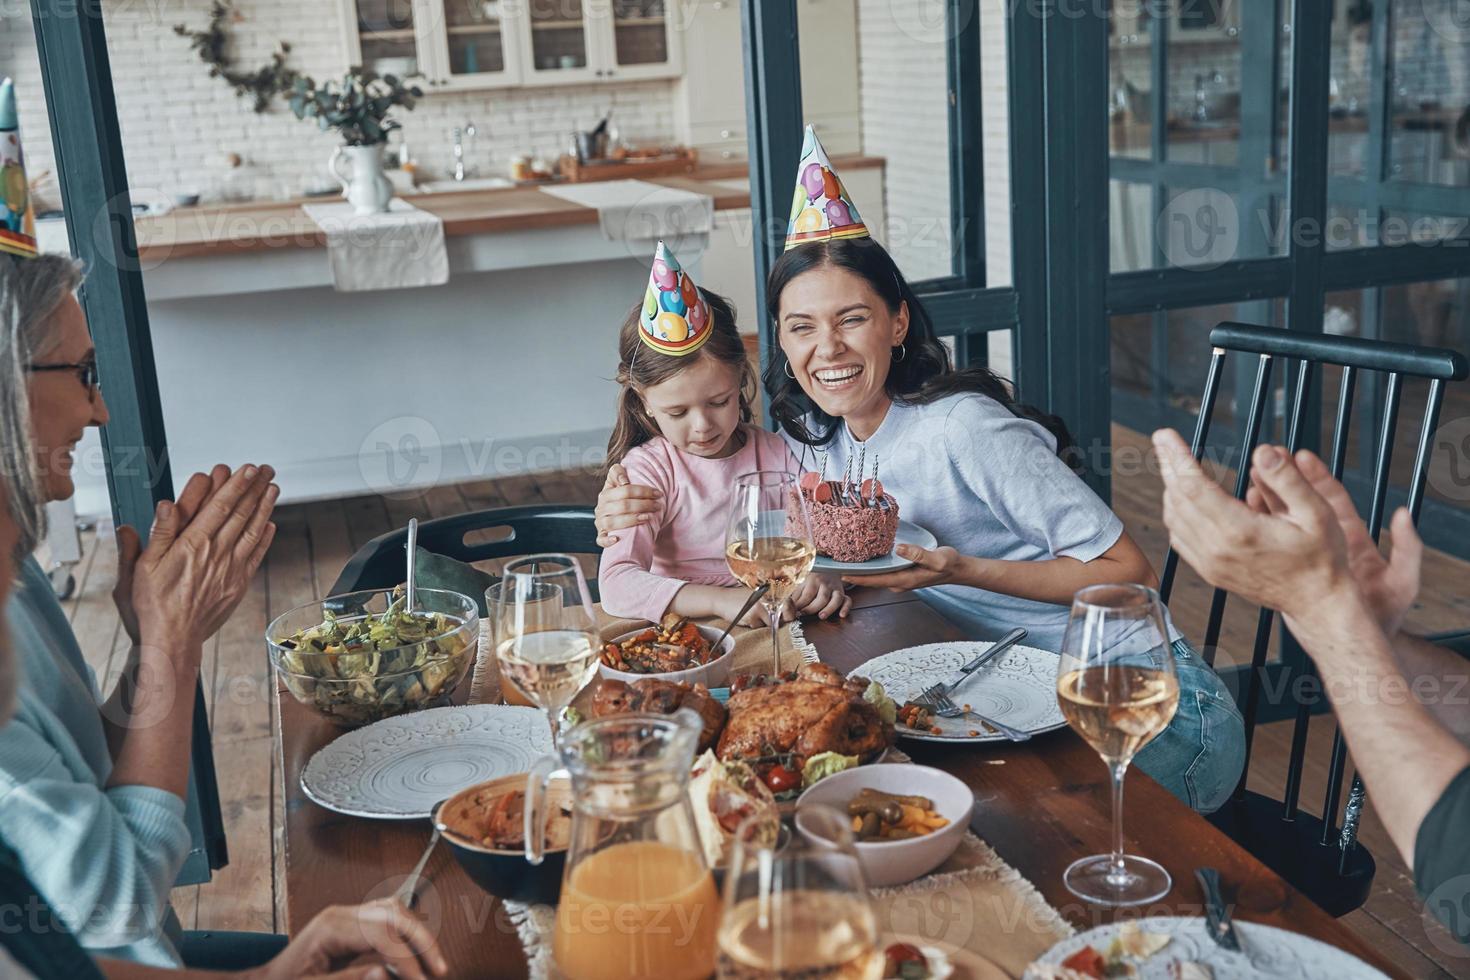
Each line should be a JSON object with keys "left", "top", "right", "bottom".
{"left": 28, "top": 0, "right": 227, "bottom": 883}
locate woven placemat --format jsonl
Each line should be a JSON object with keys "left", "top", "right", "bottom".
{"left": 500, "top": 833, "right": 1069, "bottom": 979}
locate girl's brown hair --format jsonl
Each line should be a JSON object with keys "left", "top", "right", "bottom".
{"left": 606, "top": 288, "right": 757, "bottom": 471}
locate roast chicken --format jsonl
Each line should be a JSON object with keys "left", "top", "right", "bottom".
{"left": 716, "top": 662, "right": 892, "bottom": 764}
{"left": 590, "top": 678, "right": 727, "bottom": 753}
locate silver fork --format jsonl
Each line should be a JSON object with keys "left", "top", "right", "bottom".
{"left": 918, "top": 689, "right": 1032, "bottom": 742}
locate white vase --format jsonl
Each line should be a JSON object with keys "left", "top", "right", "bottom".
{"left": 329, "top": 144, "right": 393, "bottom": 216}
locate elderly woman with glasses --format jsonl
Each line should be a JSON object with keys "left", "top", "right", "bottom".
{"left": 0, "top": 472, "right": 448, "bottom": 980}
{"left": 0, "top": 252, "right": 286, "bottom": 969}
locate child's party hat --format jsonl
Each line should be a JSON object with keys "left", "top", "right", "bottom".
{"left": 639, "top": 241, "right": 712, "bottom": 356}
{"left": 0, "top": 79, "right": 36, "bottom": 260}
{"left": 785, "top": 124, "right": 868, "bottom": 251}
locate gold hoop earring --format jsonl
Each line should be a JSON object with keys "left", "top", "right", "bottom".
{"left": 892, "top": 345, "right": 907, "bottom": 363}
{"left": 784, "top": 361, "right": 796, "bottom": 379}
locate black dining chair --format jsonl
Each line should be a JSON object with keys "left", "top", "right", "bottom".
{"left": 1158, "top": 321, "right": 1468, "bottom": 917}
{"left": 330, "top": 503, "right": 602, "bottom": 601}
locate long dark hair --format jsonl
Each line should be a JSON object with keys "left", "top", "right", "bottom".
{"left": 606, "top": 288, "right": 758, "bottom": 471}
{"left": 763, "top": 238, "right": 1079, "bottom": 471}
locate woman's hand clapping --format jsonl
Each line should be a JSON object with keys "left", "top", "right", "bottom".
{"left": 126, "top": 463, "right": 279, "bottom": 655}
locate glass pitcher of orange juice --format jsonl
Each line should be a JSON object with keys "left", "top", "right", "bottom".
{"left": 525, "top": 707, "right": 719, "bottom": 980}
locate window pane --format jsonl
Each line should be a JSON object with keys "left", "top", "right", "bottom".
{"left": 1108, "top": 4, "right": 1289, "bottom": 270}
{"left": 1327, "top": 3, "right": 1374, "bottom": 178}
{"left": 1324, "top": 279, "right": 1470, "bottom": 559}
{"left": 1388, "top": 0, "right": 1470, "bottom": 188}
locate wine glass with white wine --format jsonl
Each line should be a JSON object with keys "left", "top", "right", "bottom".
{"left": 1055, "top": 583, "right": 1180, "bottom": 906}
{"left": 724, "top": 470, "right": 816, "bottom": 677}
{"left": 491, "top": 554, "right": 600, "bottom": 747}
{"left": 718, "top": 805, "right": 882, "bottom": 979}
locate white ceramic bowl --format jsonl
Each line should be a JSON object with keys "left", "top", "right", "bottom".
{"left": 597, "top": 624, "right": 735, "bottom": 689}
{"left": 795, "top": 764, "right": 974, "bottom": 888}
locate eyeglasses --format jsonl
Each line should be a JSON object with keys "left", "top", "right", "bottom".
{"left": 25, "top": 361, "right": 101, "bottom": 402}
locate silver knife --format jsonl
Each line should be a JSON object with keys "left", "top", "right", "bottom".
{"left": 920, "top": 628, "right": 1027, "bottom": 703}
{"left": 1195, "top": 867, "right": 1243, "bottom": 952}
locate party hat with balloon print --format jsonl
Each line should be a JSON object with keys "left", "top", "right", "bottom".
{"left": 785, "top": 124, "right": 868, "bottom": 251}
{"left": 639, "top": 240, "right": 712, "bottom": 356}
{"left": 0, "top": 79, "right": 36, "bottom": 260}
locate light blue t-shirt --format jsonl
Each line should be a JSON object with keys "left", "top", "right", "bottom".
{"left": 0, "top": 557, "right": 188, "bottom": 967}
{"left": 785, "top": 393, "right": 1135, "bottom": 653}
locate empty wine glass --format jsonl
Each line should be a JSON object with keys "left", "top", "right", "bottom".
{"left": 724, "top": 471, "right": 816, "bottom": 677}
{"left": 490, "top": 554, "right": 599, "bottom": 747}
{"left": 718, "top": 805, "right": 881, "bottom": 979}
{"left": 1055, "top": 583, "right": 1180, "bottom": 906}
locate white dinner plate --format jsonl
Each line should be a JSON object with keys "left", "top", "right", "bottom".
{"left": 300, "top": 704, "right": 554, "bottom": 820}
{"left": 855, "top": 640, "right": 1068, "bottom": 743}
{"left": 811, "top": 519, "right": 939, "bottom": 575}
{"left": 1026, "top": 916, "right": 1389, "bottom": 979}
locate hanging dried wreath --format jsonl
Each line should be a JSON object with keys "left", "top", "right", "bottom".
{"left": 173, "top": 0, "right": 301, "bottom": 113}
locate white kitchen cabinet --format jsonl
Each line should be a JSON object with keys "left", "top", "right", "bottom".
{"left": 339, "top": 0, "right": 683, "bottom": 90}
{"left": 598, "top": 0, "right": 686, "bottom": 82}
{"left": 424, "top": 0, "right": 523, "bottom": 90}
{"left": 675, "top": 0, "right": 862, "bottom": 163}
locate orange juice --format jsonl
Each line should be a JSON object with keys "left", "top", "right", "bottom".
{"left": 553, "top": 840, "right": 720, "bottom": 980}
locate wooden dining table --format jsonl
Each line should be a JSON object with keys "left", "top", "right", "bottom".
{"left": 275, "top": 588, "right": 1402, "bottom": 978}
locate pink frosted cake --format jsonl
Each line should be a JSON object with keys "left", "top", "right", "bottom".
{"left": 789, "top": 472, "right": 900, "bottom": 564}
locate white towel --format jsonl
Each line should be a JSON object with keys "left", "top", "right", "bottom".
{"left": 301, "top": 199, "right": 449, "bottom": 292}
{"left": 539, "top": 179, "right": 713, "bottom": 247}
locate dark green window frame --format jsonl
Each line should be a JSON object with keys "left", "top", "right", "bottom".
{"left": 29, "top": 0, "right": 227, "bottom": 881}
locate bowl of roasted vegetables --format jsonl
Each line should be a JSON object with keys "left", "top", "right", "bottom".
{"left": 267, "top": 587, "right": 478, "bottom": 728}
{"left": 599, "top": 612, "right": 735, "bottom": 689}
{"left": 795, "top": 764, "right": 973, "bottom": 887}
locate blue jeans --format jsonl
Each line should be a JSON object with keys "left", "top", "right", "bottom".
{"left": 1134, "top": 639, "right": 1246, "bottom": 814}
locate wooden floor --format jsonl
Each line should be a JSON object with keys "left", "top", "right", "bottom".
{"left": 51, "top": 427, "right": 1468, "bottom": 977}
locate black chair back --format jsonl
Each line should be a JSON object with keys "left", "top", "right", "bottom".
{"left": 1159, "top": 321, "right": 1467, "bottom": 916}
{"left": 330, "top": 503, "right": 602, "bottom": 599}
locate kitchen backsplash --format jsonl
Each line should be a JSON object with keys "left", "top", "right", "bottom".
{"left": 1, "top": 0, "right": 677, "bottom": 209}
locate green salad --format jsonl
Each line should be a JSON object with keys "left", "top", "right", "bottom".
{"left": 273, "top": 589, "right": 473, "bottom": 726}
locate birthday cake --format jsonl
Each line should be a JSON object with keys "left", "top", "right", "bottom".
{"left": 789, "top": 454, "right": 899, "bottom": 564}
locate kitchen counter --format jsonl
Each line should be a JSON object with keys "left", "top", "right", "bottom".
{"left": 133, "top": 155, "right": 886, "bottom": 262}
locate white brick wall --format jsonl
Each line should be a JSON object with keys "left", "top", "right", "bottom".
{"left": 1, "top": 0, "right": 676, "bottom": 208}
{"left": 855, "top": 0, "right": 953, "bottom": 284}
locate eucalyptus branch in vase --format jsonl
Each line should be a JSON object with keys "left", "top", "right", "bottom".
{"left": 288, "top": 70, "right": 424, "bottom": 146}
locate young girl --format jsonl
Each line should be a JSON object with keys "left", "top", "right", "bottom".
{"left": 598, "top": 132, "right": 1245, "bottom": 813}
{"left": 597, "top": 242, "right": 849, "bottom": 627}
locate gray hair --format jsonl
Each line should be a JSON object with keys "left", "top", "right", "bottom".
{"left": 0, "top": 253, "right": 86, "bottom": 555}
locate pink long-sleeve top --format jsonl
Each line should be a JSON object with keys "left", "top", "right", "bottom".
{"left": 598, "top": 425, "right": 801, "bottom": 622}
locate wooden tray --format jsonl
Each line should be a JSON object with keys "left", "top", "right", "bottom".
{"left": 558, "top": 147, "right": 699, "bottom": 183}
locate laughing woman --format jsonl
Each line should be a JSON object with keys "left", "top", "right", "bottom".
{"left": 595, "top": 129, "right": 1245, "bottom": 814}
